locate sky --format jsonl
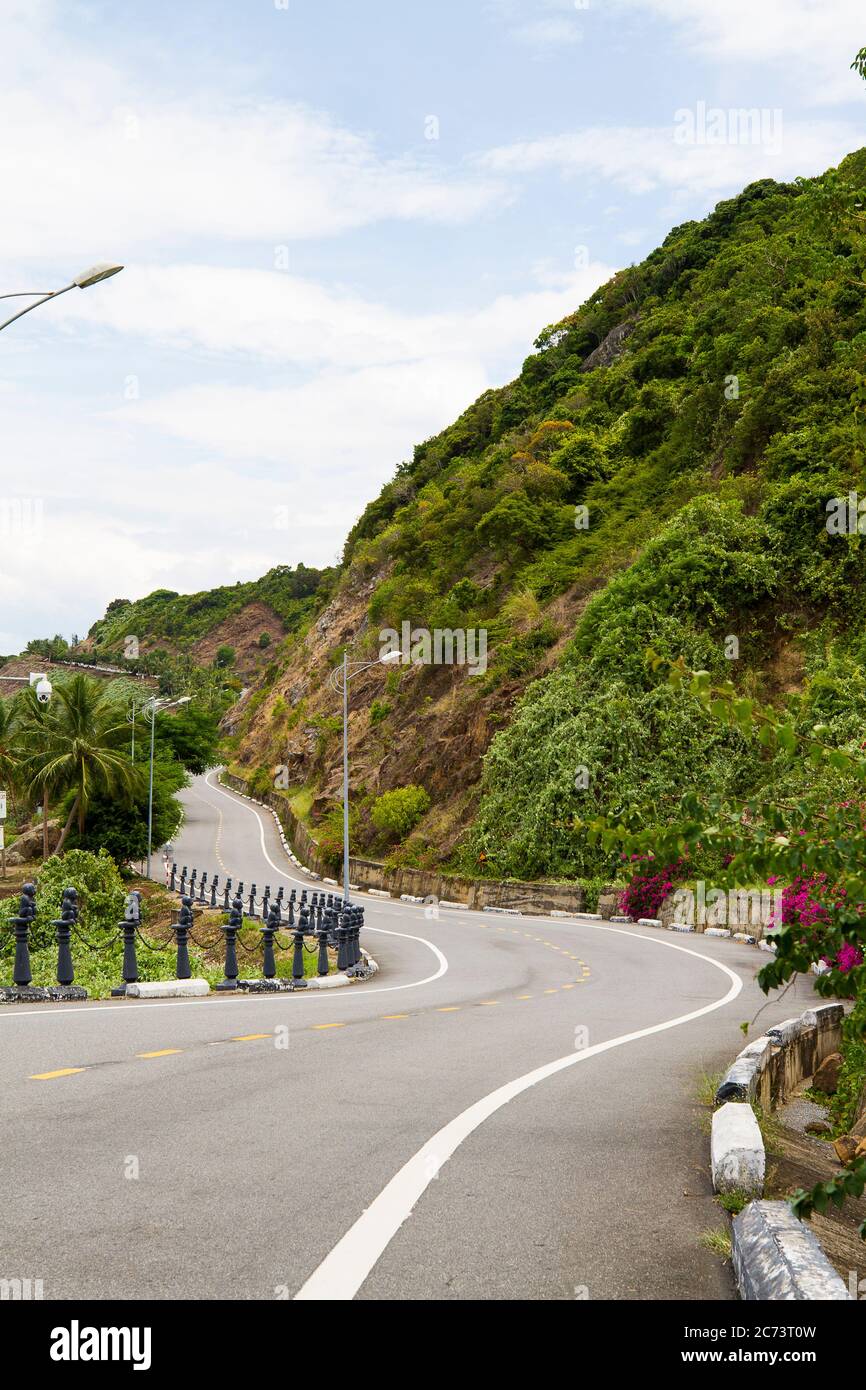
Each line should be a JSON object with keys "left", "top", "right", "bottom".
{"left": 0, "top": 0, "right": 864, "bottom": 652}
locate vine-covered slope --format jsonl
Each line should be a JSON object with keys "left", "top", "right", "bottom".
{"left": 218, "top": 151, "right": 866, "bottom": 880}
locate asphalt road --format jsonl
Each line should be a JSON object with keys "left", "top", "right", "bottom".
{"left": 0, "top": 773, "right": 820, "bottom": 1301}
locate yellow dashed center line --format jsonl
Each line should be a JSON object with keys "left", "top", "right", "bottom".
{"left": 516, "top": 994, "right": 533, "bottom": 1000}
{"left": 30, "top": 1067, "right": 86, "bottom": 1080}
{"left": 231, "top": 1033, "right": 272, "bottom": 1042}
{"left": 382, "top": 1014, "right": 409, "bottom": 1020}
{"left": 313, "top": 1022, "right": 345, "bottom": 1030}
{"left": 137, "top": 1049, "right": 182, "bottom": 1059}
{"left": 479, "top": 1000, "right": 500, "bottom": 1006}
{"left": 436, "top": 1006, "right": 460, "bottom": 1012}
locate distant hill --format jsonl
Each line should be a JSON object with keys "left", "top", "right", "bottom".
{"left": 71, "top": 564, "right": 335, "bottom": 680}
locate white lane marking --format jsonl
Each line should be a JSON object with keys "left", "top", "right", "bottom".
{"left": 294, "top": 927, "right": 743, "bottom": 1300}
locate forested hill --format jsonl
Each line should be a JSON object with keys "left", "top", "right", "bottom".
{"left": 70, "top": 565, "right": 335, "bottom": 679}
{"left": 164, "top": 150, "right": 866, "bottom": 885}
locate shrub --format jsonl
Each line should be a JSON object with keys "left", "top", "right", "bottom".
{"left": 371, "top": 785, "right": 431, "bottom": 841}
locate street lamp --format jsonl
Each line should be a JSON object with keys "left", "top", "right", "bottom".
{"left": 0, "top": 263, "right": 124, "bottom": 334}
{"left": 328, "top": 649, "right": 401, "bottom": 904}
{"left": 141, "top": 695, "right": 191, "bottom": 880}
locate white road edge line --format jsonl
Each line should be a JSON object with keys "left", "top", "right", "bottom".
{"left": 294, "top": 926, "right": 743, "bottom": 1300}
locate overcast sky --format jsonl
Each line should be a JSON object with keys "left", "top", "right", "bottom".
{"left": 1, "top": 0, "right": 864, "bottom": 652}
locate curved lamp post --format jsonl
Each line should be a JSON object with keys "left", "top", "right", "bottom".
{"left": 0, "top": 263, "right": 124, "bottom": 334}
{"left": 328, "top": 650, "right": 401, "bottom": 904}
{"left": 140, "top": 695, "right": 191, "bottom": 880}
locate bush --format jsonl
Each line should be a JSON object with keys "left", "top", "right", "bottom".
{"left": 371, "top": 785, "right": 431, "bottom": 841}
{"left": 0, "top": 849, "right": 126, "bottom": 952}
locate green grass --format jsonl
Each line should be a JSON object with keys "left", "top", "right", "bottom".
{"left": 699, "top": 1228, "right": 732, "bottom": 1259}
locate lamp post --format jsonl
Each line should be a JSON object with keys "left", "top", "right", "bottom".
{"left": 0, "top": 263, "right": 124, "bottom": 334}
{"left": 141, "top": 695, "right": 190, "bottom": 879}
{"left": 1, "top": 674, "right": 53, "bottom": 857}
{"left": 328, "top": 650, "right": 401, "bottom": 904}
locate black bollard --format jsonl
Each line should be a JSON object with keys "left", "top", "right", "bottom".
{"left": 222, "top": 877, "right": 232, "bottom": 912}
{"left": 317, "top": 907, "right": 331, "bottom": 977}
{"left": 286, "top": 893, "right": 295, "bottom": 927}
{"left": 336, "top": 911, "right": 349, "bottom": 973}
{"left": 179, "top": 865, "right": 188, "bottom": 895}
{"left": 210, "top": 875, "right": 219, "bottom": 910}
{"left": 112, "top": 891, "right": 141, "bottom": 996}
{"left": 10, "top": 882, "right": 36, "bottom": 987}
{"left": 170, "top": 863, "right": 177, "bottom": 892}
{"left": 174, "top": 897, "right": 193, "bottom": 979}
{"left": 189, "top": 869, "right": 198, "bottom": 900}
{"left": 217, "top": 897, "right": 243, "bottom": 991}
{"left": 292, "top": 904, "right": 309, "bottom": 982}
{"left": 248, "top": 883, "right": 257, "bottom": 919}
{"left": 261, "top": 885, "right": 271, "bottom": 925}
{"left": 300, "top": 888, "right": 307, "bottom": 906}
{"left": 54, "top": 888, "right": 77, "bottom": 986}
{"left": 261, "top": 900, "right": 280, "bottom": 980}
{"left": 198, "top": 872, "right": 208, "bottom": 906}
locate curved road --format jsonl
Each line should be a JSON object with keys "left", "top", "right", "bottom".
{"left": 0, "top": 773, "right": 818, "bottom": 1301}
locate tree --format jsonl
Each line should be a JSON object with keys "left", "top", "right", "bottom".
{"left": 72, "top": 759, "right": 186, "bottom": 865}
{"left": 154, "top": 705, "right": 221, "bottom": 775}
{"left": 0, "top": 697, "right": 20, "bottom": 793}
{"left": 213, "top": 645, "right": 235, "bottom": 669}
{"left": 852, "top": 47, "right": 866, "bottom": 81}
{"left": 17, "top": 675, "right": 140, "bottom": 855}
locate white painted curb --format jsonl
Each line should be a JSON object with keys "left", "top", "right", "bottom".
{"left": 733, "top": 1201, "right": 853, "bottom": 1300}
{"left": 711, "top": 1102, "right": 765, "bottom": 1196}
{"left": 126, "top": 979, "right": 210, "bottom": 998}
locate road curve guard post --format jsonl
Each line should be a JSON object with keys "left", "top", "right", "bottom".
{"left": 248, "top": 883, "right": 257, "bottom": 919}
{"left": 10, "top": 881, "right": 37, "bottom": 987}
{"left": 174, "top": 897, "right": 193, "bottom": 980}
{"left": 210, "top": 875, "right": 219, "bottom": 910}
{"left": 261, "top": 900, "right": 279, "bottom": 981}
{"left": 189, "top": 869, "right": 197, "bottom": 901}
{"left": 198, "top": 872, "right": 208, "bottom": 907}
{"left": 169, "top": 863, "right": 177, "bottom": 893}
{"left": 292, "top": 904, "right": 309, "bottom": 986}
{"left": 112, "top": 891, "right": 142, "bottom": 997}
{"left": 317, "top": 906, "right": 331, "bottom": 977}
{"left": 54, "top": 888, "right": 76, "bottom": 987}
{"left": 217, "top": 897, "right": 243, "bottom": 992}
{"left": 261, "top": 885, "right": 271, "bottom": 925}
{"left": 222, "top": 878, "right": 232, "bottom": 912}
{"left": 336, "top": 910, "right": 349, "bottom": 973}
{"left": 179, "top": 866, "right": 188, "bottom": 896}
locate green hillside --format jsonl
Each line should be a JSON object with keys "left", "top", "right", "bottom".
{"left": 82, "top": 564, "right": 334, "bottom": 668}
{"left": 324, "top": 150, "right": 866, "bottom": 881}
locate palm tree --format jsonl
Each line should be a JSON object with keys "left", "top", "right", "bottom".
{"left": 17, "top": 674, "right": 141, "bottom": 856}
{"left": 0, "top": 695, "right": 20, "bottom": 791}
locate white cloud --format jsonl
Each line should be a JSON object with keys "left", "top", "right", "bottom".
{"left": 47, "top": 261, "right": 615, "bottom": 371}
{"left": 617, "top": 0, "right": 866, "bottom": 104}
{"left": 480, "top": 118, "right": 863, "bottom": 196}
{"left": 0, "top": 5, "right": 506, "bottom": 270}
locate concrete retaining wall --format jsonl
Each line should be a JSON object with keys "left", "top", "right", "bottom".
{"left": 221, "top": 771, "right": 584, "bottom": 915}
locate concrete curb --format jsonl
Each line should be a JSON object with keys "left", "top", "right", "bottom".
{"left": 126, "top": 979, "right": 210, "bottom": 999}
{"left": 732, "top": 1201, "right": 853, "bottom": 1300}
{"left": 712, "top": 1002, "right": 850, "bottom": 1300}
{"left": 711, "top": 1101, "right": 765, "bottom": 1196}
